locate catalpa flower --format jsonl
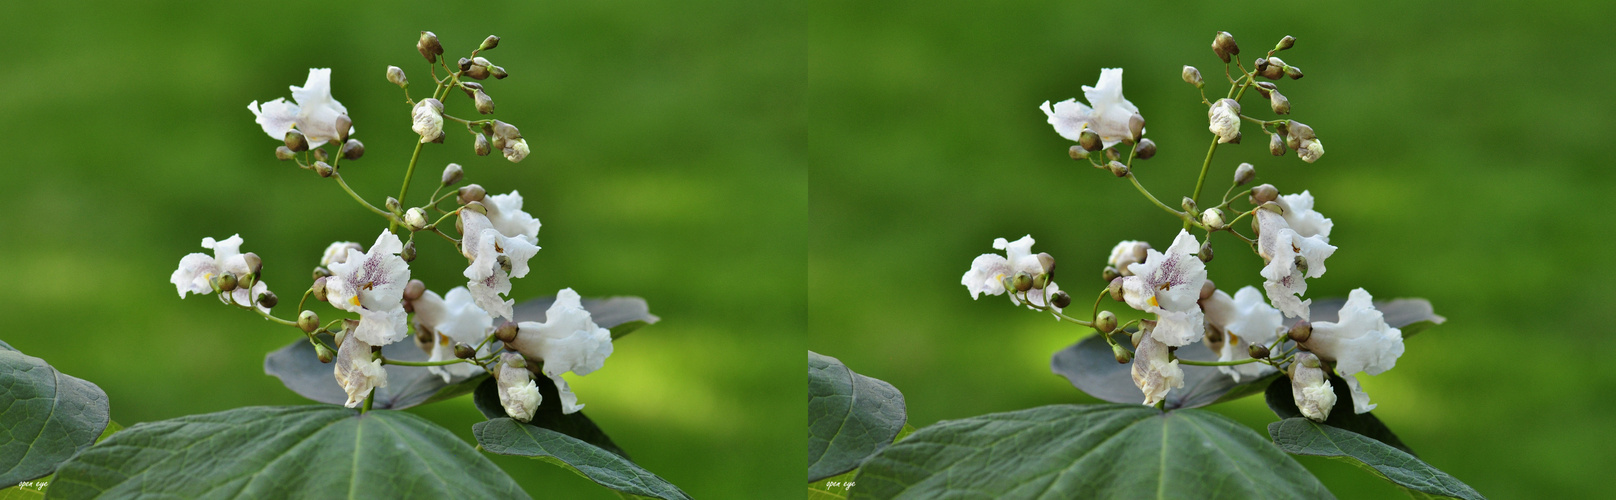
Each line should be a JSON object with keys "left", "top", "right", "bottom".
{"left": 460, "top": 207, "right": 541, "bottom": 321}
{"left": 248, "top": 68, "right": 353, "bottom": 148}
{"left": 1257, "top": 208, "right": 1336, "bottom": 320}
{"left": 507, "top": 288, "right": 613, "bottom": 414}
{"left": 1301, "top": 288, "right": 1405, "bottom": 413}
{"left": 326, "top": 231, "right": 412, "bottom": 346}
{"left": 1275, "top": 191, "right": 1333, "bottom": 241}
{"left": 412, "top": 98, "right": 444, "bottom": 143}
{"left": 1107, "top": 240, "right": 1151, "bottom": 277}
{"left": 320, "top": 241, "right": 363, "bottom": 268}
{"left": 1208, "top": 98, "right": 1241, "bottom": 143}
{"left": 1040, "top": 68, "right": 1142, "bottom": 150}
{"left": 170, "top": 234, "right": 251, "bottom": 298}
{"left": 412, "top": 287, "right": 495, "bottom": 383}
{"left": 333, "top": 328, "right": 387, "bottom": 408}
{"left": 961, "top": 235, "right": 1050, "bottom": 300}
{"left": 1201, "top": 286, "right": 1283, "bottom": 382}
{"left": 1120, "top": 230, "right": 1207, "bottom": 346}
{"left": 494, "top": 352, "right": 541, "bottom": 422}
{"left": 482, "top": 191, "right": 543, "bottom": 243}
{"left": 1131, "top": 333, "right": 1183, "bottom": 406}
{"left": 1289, "top": 351, "right": 1336, "bottom": 421}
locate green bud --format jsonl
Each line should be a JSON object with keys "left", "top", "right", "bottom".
{"left": 1108, "top": 161, "right": 1129, "bottom": 177}
{"left": 496, "top": 322, "right": 519, "bottom": 343}
{"left": 1134, "top": 138, "right": 1156, "bottom": 160}
{"left": 341, "top": 139, "right": 365, "bottom": 160}
{"left": 401, "top": 239, "right": 416, "bottom": 263}
{"left": 313, "top": 148, "right": 329, "bottom": 163}
{"left": 1102, "top": 266, "right": 1120, "bottom": 283}
{"left": 1234, "top": 163, "right": 1255, "bottom": 185}
{"left": 479, "top": 35, "right": 501, "bottom": 51}
{"left": 217, "top": 272, "right": 238, "bottom": 292}
{"left": 298, "top": 310, "right": 320, "bottom": 333}
{"left": 1270, "top": 90, "right": 1291, "bottom": 115}
{"left": 1270, "top": 133, "right": 1287, "bottom": 156}
{"left": 1182, "top": 65, "right": 1204, "bottom": 88}
{"left": 1096, "top": 311, "right": 1118, "bottom": 334}
{"left": 385, "top": 197, "right": 401, "bottom": 214}
{"left": 275, "top": 145, "right": 296, "bottom": 161}
{"left": 1069, "top": 145, "right": 1089, "bottom": 161}
{"left": 1079, "top": 129, "right": 1102, "bottom": 152}
{"left": 454, "top": 342, "right": 476, "bottom": 359}
{"left": 1276, "top": 35, "right": 1295, "bottom": 51}
{"left": 1250, "top": 183, "right": 1279, "bottom": 204}
{"left": 1285, "top": 65, "right": 1304, "bottom": 80}
{"left": 417, "top": 31, "right": 443, "bottom": 63}
{"left": 1289, "top": 320, "right": 1313, "bottom": 342}
{"left": 475, "top": 133, "right": 492, "bottom": 156}
{"left": 458, "top": 184, "right": 487, "bottom": 204}
{"left": 1248, "top": 343, "right": 1270, "bottom": 359}
{"left": 386, "top": 66, "right": 408, "bottom": 88}
{"left": 284, "top": 130, "right": 309, "bottom": 152}
{"left": 474, "top": 89, "right": 495, "bottom": 114}
{"left": 256, "top": 290, "right": 278, "bottom": 309}
{"left": 1051, "top": 290, "right": 1071, "bottom": 309}
{"left": 314, "top": 161, "right": 333, "bottom": 178}
{"left": 1181, "top": 197, "right": 1197, "bottom": 214}
{"left": 312, "top": 276, "right": 329, "bottom": 301}
{"left": 316, "top": 343, "right": 334, "bottom": 363}
{"left": 1108, "top": 276, "right": 1125, "bottom": 301}
{"left": 1112, "top": 343, "right": 1133, "bottom": 364}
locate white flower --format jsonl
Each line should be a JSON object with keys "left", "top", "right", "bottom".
{"left": 1275, "top": 191, "right": 1332, "bottom": 240}
{"left": 1256, "top": 209, "right": 1336, "bottom": 320}
{"left": 468, "top": 272, "right": 515, "bottom": 322}
{"left": 320, "top": 241, "right": 363, "bottom": 268}
{"left": 413, "top": 287, "right": 495, "bottom": 383}
{"left": 1297, "top": 137, "right": 1325, "bottom": 163}
{"left": 1107, "top": 240, "right": 1151, "bottom": 277}
{"left": 1131, "top": 333, "right": 1183, "bottom": 406}
{"left": 333, "top": 330, "right": 387, "bottom": 408}
{"left": 961, "top": 235, "right": 1048, "bottom": 299}
{"left": 1341, "top": 374, "right": 1375, "bottom": 414}
{"left": 482, "top": 191, "right": 543, "bottom": 243}
{"left": 170, "top": 234, "right": 251, "bottom": 298}
{"left": 1302, "top": 288, "right": 1405, "bottom": 413}
{"left": 1208, "top": 98, "right": 1242, "bottom": 144}
{"left": 412, "top": 98, "right": 445, "bottom": 143}
{"left": 503, "top": 138, "right": 530, "bottom": 163}
{"left": 1012, "top": 281, "right": 1064, "bottom": 314}
{"left": 459, "top": 208, "right": 540, "bottom": 322}
{"left": 1289, "top": 351, "right": 1336, "bottom": 422}
{"left": 508, "top": 288, "right": 613, "bottom": 414}
{"left": 1120, "top": 230, "right": 1207, "bottom": 346}
{"left": 228, "top": 279, "right": 273, "bottom": 314}
{"left": 1201, "top": 286, "right": 1282, "bottom": 382}
{"left": 1040, "top": 68, "right": 1141, "bottom": 149}
{"left": 326, "top": 231, "right": 412, "bottom": 345}
{"left": 247, "top": 68, "right": 353, "bottom": 148}
{"left": 495, "top": 353, "right": 542, "bottom": 422}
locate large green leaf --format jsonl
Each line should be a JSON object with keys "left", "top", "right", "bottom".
{"left": 471, "top": 375, "right": 629, "bottom": 458}
{"left": 1268, "top": 418, "right": 1483, "bottom": 500}
{"left": 808, "top": 469, "right": 858, "bottom": 500}
{"left": 512, "top": 296, "right": 660, "bottom": 340}
{"left": 474, "top": 418, "right": 690, "bottom": 500}
{"left": 850, "top": 404, "right": 1331, "bottom": 499}
{"left": 0, "top": 350, "right": 110, "bottom": 487}
{"left": 1263, "top": 373, "right": 1413, "bottom": 455}
{"left": 263, "top": 333, "right": 486, "bottom": 410}
{"left": 1052, "top": 298, "right": 1443, "bottom": 409}
{"left": 808, "top": 351, "right": 907, "bottom": 483}
{"left": 45, "top": 406, "right": 527, "bottom": 499}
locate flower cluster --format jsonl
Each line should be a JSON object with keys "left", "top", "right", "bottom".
{"left": 170, "top": 32, "right": 616, "bottom": 420}
{"left": 964, "top": 32, "right": 1410, "bottom": 421}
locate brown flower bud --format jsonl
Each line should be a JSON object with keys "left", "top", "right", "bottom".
{"left": 256, "top": 290, "right": 278, "bottom": 309}
{"left": 1108, "top": 277, "right": 1125, "bottom": 302}
{"left": 341, "top": 139, "right": 365, "bottom": 160}
{"left": 335, "top": 114, "right": 352, "bottom": 142}
{"left": 1134, "top": 138, "right": 1156, "bottom": 160}
{"left": 1250, "top": 183, "right": 1279, "bottom": 204}
{"left": 1213, "top": 31, "right": 1239, "bottom": 59}
{"left": 496, "top": 322, "right": 519, "bottom": 343}
{"left": 275, "top": 145, "right": 296, "bottom": 161}
{"left": 1127, "top": 113, "right": 1145, "bottom": 142}
{"left": 1234, "top": 163, "right": 1255, "bottom": 185}
{"left": 454, "top": 343, "right": 476, "bottom": 359}
{"left": 1276, "top": 35, "right": 1295, "bottom": 51}
{"left": 1285, "top": 65, "right": 1304, "bottom": 80}
{"left": 1079, "top": 129, "right": 1102, "bottom": 152}
{"left": 489, "top": 66, "right": 508, "bottom": 79}
{"left": 1051, "top": 290, "right": 1072, "bottom": 309}
{"left": 1269, "top": 133, "right": 1287, "bottom": 156}
{"left": 386, "top": 66, "right": 408, "bottom": 88}
{"left": 479, "top": 35, "right": 501, "bottom": 52}
{"left": 459, "top": 81, "right": 484, "bottom": 99}
{"left": 1182, "top": 65, "right": 1204, "bottom": 88}
{"left": 312, "top": 276, "right": 329, "bottom": 302}
{"left": 1198, "top": 241, "right": 1214, "bottom": 263}
{"left": 474, "top": 89, "right": 495, "bottom": 114}
{"left": 1270, "top": 90, "right": 1291, "bottom": 115}
{"left": 284, "top": 130, "right": 309, "bottom": 152}
{"left": 1288, "top": 320, "right": 1312, "bottom": 342}
{"left": 401, "top": 240, "right": 416, "bottom": 262}
{"left": 1248, "top": 343, "right": 1270, "bottom": 359}
{"left": 442, "top": 163, "right": 464, "bottom": 185}
{"left": 314, "top": 161, "right": 334, "bottom": 178}
{"left": 1108, "top": 161, "right": 1129, "bottom": 177}
{"left": 418, "top": 31, "right": 444, "bottom": 63}
{"left": 458, "top": 184, "right": 487, "bottom": 204}
{"left": 313, "top": 148, "right": 329, "bottom": 163}
{"left": 475, "top": 133, "right": 492, "bottom": 156}
{"left": 1069, "top": 145, "right": 1088, "bottom": 161}
{"left": 458, "top": 57, "right": 473, "bottom": 72}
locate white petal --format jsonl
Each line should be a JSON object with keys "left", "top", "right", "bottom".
{"left": 290, "top": 68, "right": 349, "bottom": 147}
{"left": 171, "top": 253, "right": 218, "bottom": 297}
{"left": 468, "top": 272, "right": 515, "bottom": 321}
{"left": 248, "top": 98, "right": 299, "bottom": 141}
{"left": 484, "top": 192, "right": 543, "bottom": 241}
{"left": 1277, "top": 191, "right": 1333, "bottom": 240}
{"left": 1341, "top": 373, "right": 1376, "bottom": 414}
{"left": 1130, "top": 334, "right": 1183, "bottom": 406}
{"left": 548, "top": 374, "right": 584, "bottom": 414}
{"left": 1040, "top": 99, "right": 1093, "bottom": 143}
{"left": 962, "top": 253, "right": 1010, "bottom": 299}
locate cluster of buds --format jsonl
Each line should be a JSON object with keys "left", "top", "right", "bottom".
{"left": 175, "top": 31, "right": 609, "bottom": 421}
{"left": 966, "top": 32, "right": 1406, "bottom": 419}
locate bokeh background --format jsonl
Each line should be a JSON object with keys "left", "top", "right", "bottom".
{"left": 1, "top": 1, "right": 803, "bottom": 498}
{"left": 808, "top": 1, "right": 1615, "bottom": 498}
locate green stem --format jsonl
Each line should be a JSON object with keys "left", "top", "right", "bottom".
{"left": 361, "top": 390, "right": 374, "bottom": 413}
{"left": 1178, "top": 357, "right": 1266, "bottom": 367}
{"left": 391, "top": 141, "right": 426, "bottom": 232}
{"left": 380, "top": 356, "right": 472, "bottom": 367}
{"left": 1126, "top": 172, "right": 1200, "bottom": 228}
{"left": 333, "top": 173, "right": 400, "bottom": 223}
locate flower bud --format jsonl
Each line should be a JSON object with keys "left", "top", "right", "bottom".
{"left": 298, "top": 310, "right": 320, "bottom": 333}
{"left": 1200, "top": 279, "right": 1216, "bottom": 301}
{"left": 1285, "top": 66, "right": 1303, "bottom": 80}
{"left": 1250, "top": 183, "right": 1279, "bottom": 204}
{"left": 479, "top": 35, "right": 501, "bottom": 51}
{"left": 474, "top": 133, "right": 492, "bottom": 156}
{"left": 1012, "top": 272, "right": 1033, "bottom": 292}
{"left": 257, "top": 290, "right": 278, "bottom": 309}
{"left": 490, "top": 65, "right": 509, "bottom": 79}
{"left": 341, "top": 139, "right": 365, "bottom": 160}
{"left": 1276, "top": 35, "right": 1295, "bottom": 51}
{"left": 1180, "top": 196, "right": 1197, "bottom": 214}
{"left": 312, "top": 276, "right": 329, "bottom": 301}
{"left": 284, "top": 130, "right": 309, "bottom": 152}
{"left": 1213, "top": 31, "right": 1239, "bottom": 59}
{"left": 1260, "top": 58, "right": 1286, "bottom": 80}
{"left": 385, "top": 197, "right": 402, "bottom": 214}
{"left": 496, "top": 322, "right": 519, "bottom": 343}
{"left": 502, "top": 138, "right": 530, "bottom": 163}
{"left": 1131, "top": 325, "right": 1147, "bottom": 348}
{"left": 1253, "top": 81, "right": 1276, "bottom": 99}
{"left": 450, "top": 342, "right": 476, "bottom": 359}
{"left": 334, "top": 114, "right": 352, "bottom": 142}
{"left": 417, "top": 31, "right": 443, "bottom": 63}
{"left": 1068, "top": 145, "right": 1088, "bottom": 161}
{"left": 1208, "top": 99, "right": 1241, "bottom": 144}
{"left": 1290, "top": 351, "right": 1334, "bottom": 422}
{"left": 1201, "top": 208, "right": 1224, "bottom": 230}
{"left": 1096, "top": 311, "right": 1118, "bottom": 334}
{"left": 466, "top": 63, "right": 491, "bottom": 80}
{"left": 314, "top": 161, "right": 334, "bottom": 178}
{"left": 458, "top": 184, "right": 487, "bottom": 204}
{"left": 412, "top": 99, "right": 445, "bottom": 143}
{"left": 1258, "top": 201, "right": 1284, "bottom": 215}
{"left": 386, "top": 66, "right": 408, "bottom": 88}
{"left": 275, "top": 145, "right": 296, "bottom": 161}
{"left": 414, "top": 324, "right": 434, "bottom": 353}
{"left": 401, "top": 240, "right": 416, "bottom": 263}
{"left": 1112, "top": 343, "right": 1133, "bottom": 364}
{"left": 1108, "top": 277, "right": 1125, "bottom": 301}
{"left": 1270, "top": 90, "right": 1291, "bottom": 115}
{"left": 1035, "top": 252, "right": 1056, "bottom": 275}
{"left": 474, "top": 89, "right": 495, "bottom": 114}
{"left": 217, "top": 272, "right": 239, "bottom": 292}
{"left": 405, "top": 208, "right": 429, "bottom": 231}
{"left": 1078, "top": 129, "right": 1102, "bottom": 152}
{"left": 1127, "top": 113, "right": 1145, "bottom": 143}
{"left": 1134, "top": 138, "right": 1156, "bottom": 160}
{"left": 1198, "top": 241, "right": 1215, "bottom": 263}
{"left": 462, "top": 200, "right": 488, "bottom": 215}
{"left": 1254, "top": 57, "right": 1269, "bottom": 73}
{"left": 1182, "top": 65, "right": 1204, "bottom": 88}
{"left": 1234, "top": 163, "right": 1255, "bottom": 185}
{"left": 1108, "top": 161, "right": 1129, "bottom": 177}
{"left": 1248, "top": 343, "right": 1270, "bottom": 359}
{"left": 439, "top": 164, "right": 464, "bottom": 186}
{"left": 1297, "top": 138, "right": 1324, "bottom": 163}
{"left": 1288, "top": 320, "right": 1312, "bottom": 342}
{"left": 314, "top": 148, "right": 330, "bottom": 163}
{"left": 1102, "top": 266, "right": 1120, "bottom": 283}
{"left": 316, "top": 343, "right": 335, "bottom": 364}
{"left": 1104, "top": 148, "right": 1120, "bottom": 162}
{"left": 1051, "top": 290, "right": 1071, "bottom": 309}
{"left": 1269, "top": 133, "right": 1287, "bottom": 156}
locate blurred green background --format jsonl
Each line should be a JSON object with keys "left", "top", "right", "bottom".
{"left": 807, "top": 1, "right": 1615, "bottom": 498}
{"left": 0, "top": 1, "right": 802, "bottom": 498}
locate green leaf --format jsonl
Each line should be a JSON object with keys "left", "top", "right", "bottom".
{"left": 474, "top": 418, "right": 691, "bottom": 500}
{"left": 1263, "top": 373, "right": 1414, "bottom": 455}
{"left": 0, "top": 350, "right": 110, "bottom": 487}
{"left": 808, "top": 469, "right": 859, "bottom": 500}
{"left": 850, "top": 404, "right": 1332, "bottom": 499}
{"left": 513, "top": 296, "right": 660, "bottom": 340}
{"left": 1052, "top": 297, "right": 1443, "bottom": 409}
{"left": 46, "top": 406, "right": 527, "bottom": 499}
{"left": 1268, "top": 418, "right": 1484, "bottom": 500}
{"left": 808, "top": 351, "right": 907, "bottom": 483}
{"left": 471, "top": 375, "right": 629, "bottom": 459}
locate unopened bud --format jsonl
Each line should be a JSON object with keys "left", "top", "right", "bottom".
{"left": 458, "top": 82, "right": 484, "bottom": 100}
{"left": 461, "top": 200, "right": 488, "bottom": 216}
{"left": 1250, "top": 183, "right": 1278, "bottom": 204}
{"left": 1096, "top": 311, "right": 1118, "bottom": 334}
{"left": 334, "top": 114, "right": 352, "bottom": 142}
{"left": 405, "top": 208, "right": 429, "bottom": 231}
{"left": 399, "top": 280, "right": 421, "bottom": 301}
{"left": 1134, "top": 138, "right": 1156, "bottom": 160}
{"left": 1270, "top": 91, "right": 1291, "bottom": 115}
{"left": 1108, "top": 277, "right": 1125, "bottom": 301}
{"left": 1270, "top": 133, "right": 1287, "bottom": 156}
{"left": 479, "top": 35, "right": 501, "bottom": 51}
{"left": 1069, "top": 145, "right": 1088, "bottom": 161}
{"left": 298, "top": 310, "right": 320, "bottom": 333}
{"left": 1248, "top": 343, "right": 1270, "bottom": 359}
{"left": 475, "top": 133, "right": 492, "bottom": 156}
{"left": 417, "top": 31, "right": 443, "bottom": 63}
{"left": 1011, "top": 272, "right": 1033, "bottom": 292}
{"left": 1288, "top": 121, "right": 1316, "bottom": 141}
{"left": 441, "top": 163, "right": 464, "bottom": 186}
{"left": 313, "top": 148, "right": 330, "bottom": 163}
{"left": 1259, "top": 201, "right": 1284, "bottom": 215}
{"left": 385, "top": 197, "right": 401, "bottom": 214}
{"left": 474, "top": 89, "right": 495, "bottom": 114}
{"left": 1051, "top": 290, "right": 1071, "bottom": 309}
{"left": 1254, "top": 81, "right": 1276, "bottom": 99}
{"left": 1112, "top": 343, "right": 1133, "bottom": 364}
{"left": 1234, "top": 163, "right": 1255, "bottom": 185}
{"left": 341, "top": 139, "right": 364, "bottom": 160}
{"left": 1078, "top": 129, "right": 1102, "bottom": 152}
{"left": 257, "top": 290, "right": 278, "bottom": 309}
{"left": 1127, "top": 113, "right": 1145, "bottom": 142}
{"left": 386, "top": 66, "right": 408, "bottom": 88}
{"left": 1276, "top": 35, "right": 1295, "bottom": 51}
{"left": 314, "top": 161, "right": 333, "bottom": 178}
{"left": 1201, "top": 208, "right": 1224, "bottom": 230}
{"left": 1104, "top": 148, "right": 1120, "bottom": 162}
{"left": 454, "top": 342, "right": 476, "bottom": 359}
{"left": 316, "top": 344, "right": 334, "bottom": 363}
{"left": 275, "top": 146, "right": 296, "bottom": 161}
{"left": 466, "top": 62, "right": 490, "bottom": 80}
{"left": 1198, "top": 241, "right": 1215, "bottom": 263}
{"left": 1180, "top": 196, "right": 1197, "bottom": 214}
{"left": 1255, "top": 57, "right": 1269, "bottom": 72}
{"left": 1289, "top": 320, "right": 1313, "bottom": 342}
{"left": 1182, "top": 65, "right": 1204, "bottom": 88}
{"left": 1213, "top": 31, "right": 1239, "bottom": 62}
{"left": 1202, "top": 281, "right": 1219, "bottom": 303}
{"left": 312, "top": 276, "right": 329, "bottom": 301}
{"left": 284, "top": 130, "right": 309, "bottom": 152}
{"left": 458, "top": 184, "right": 487, "bottom": 204}
{"left": 236, "top": 254, "right": 261, "bottom": 279}
{"left": 1285, "top": 65, "right": 1303, "bottom": 80}
{"left": 489, "top": 66, "right": 508, "bottom": 79}
{"left": 1102, "top": 266, "right": 1120, "bottom": 283}
{"left": 402, "top": 239, "right": 418, "bottom": 262}
{"left": 496, "top": 322, "right": 519, "bottom": 343}
{"left": 1108, "top": 161, "right": 1129, "bottom": 177}
{"left": 1034, "top": 253, "right": 1056, "bottom": 276}
{"left": 217, "top": 273, "right": 239, "bottom": 292}
{"left": 1260, "top": 57, "right": 1286, "bottom": 80}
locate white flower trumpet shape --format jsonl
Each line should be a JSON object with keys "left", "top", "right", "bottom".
{"left": 248, "top": 68, "right": 353, "bottom": 148}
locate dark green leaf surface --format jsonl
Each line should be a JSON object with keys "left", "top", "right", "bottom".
{"left": 472, "top": 375, "right": 628, "bottom": 459}
{"left": 475, "top": 418, "right": 690, "bottom": 500}
{"left": 512, "top": 296, "right": 660, "bottom": 340}
{"left": 850, "top": 404, "right": 1331, "bottom": 500}
{"left": 1269, "top": 418, "right": 1483, "bottom": 500}
{"left": 46, "top": 406, "right": 527, "bottom": 500}
{"left": 808, "top": 351, "right": 907, "bottom": 482}
{"left": 0, "top": 351, "right": 110, "bottom": 487}
{"left": 1263, "top": 374, "right": 1414, "bottom": 455}
{"left": 1052, "top": 298, "right": 1443, "bottom": 409}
